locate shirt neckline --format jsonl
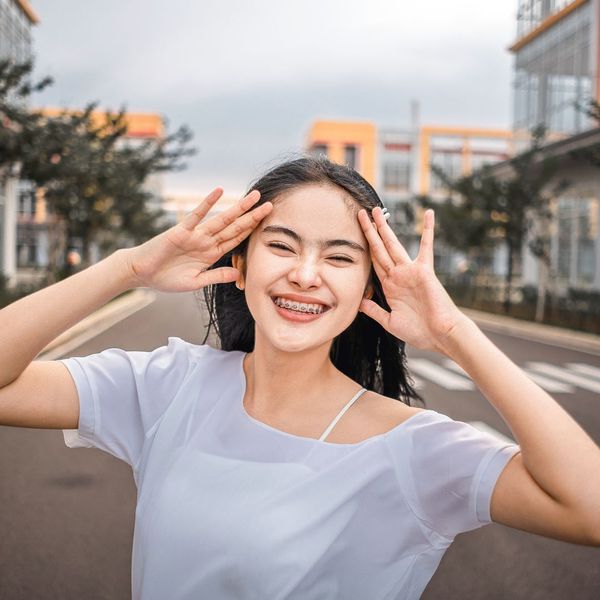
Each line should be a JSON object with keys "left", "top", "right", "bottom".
{"left": 234, "top": 350, "right": 432, "bottom": 448}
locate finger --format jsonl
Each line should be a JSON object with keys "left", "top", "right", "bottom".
{"left": 416, "top": 209, "right": 435, "bottom": 268}
{"left": 357, "top": 209, "right": 395, "bottom": 273}
{"left": 359, "top": 298, "right": 391, "bottom": 330}
{"left": 214, "top": 201, "right": 273, "bottom": 255}
{"left": 371, "top": 207, "right": 412, "bottom": 263}
{"left": 180, "top": 187, "right": 224, "bottom": 231}
{"left": 195, "top": 266, "right": 239, "bottom": 288}
{"left": 202, "top": 189, "right": 262, "bottom": 236}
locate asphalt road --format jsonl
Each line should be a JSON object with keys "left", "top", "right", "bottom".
{"left": 1, "top": 291, "right": 598, "bottom": 599}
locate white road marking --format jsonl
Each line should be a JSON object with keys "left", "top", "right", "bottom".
{"left": 442, "top": 359, "right": 469, "bottom": 377}
{"left": 526, "top": 362, "right": 600, "bottom": 394}
{"left": 408, "top": 359, "right": 475, "bottom": 391}
{"left": 443, "top": 358, "right": 573, "bottom": 393}
{"left": 522, "top": 370, "right": 574, "bottom": 393}
{"left": 565, "top": 363, "right": 600, "bottom": 381}
{"left": 409, "top": 376, "right": 424, "bottom": 390}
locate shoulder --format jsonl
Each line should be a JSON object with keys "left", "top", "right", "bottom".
{"left": 161, "top": 337, "right": 233, "bottom": 365}
{"left": 334, "top": 389, "right": 429, "bottom": 442}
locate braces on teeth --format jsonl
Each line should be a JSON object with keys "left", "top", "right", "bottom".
{"left": 274, "top": 298, "right": 325, "bottom": 314}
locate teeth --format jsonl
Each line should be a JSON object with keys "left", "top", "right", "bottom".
{"left": 274, "top": 297, "right": 326, "bottom": 314}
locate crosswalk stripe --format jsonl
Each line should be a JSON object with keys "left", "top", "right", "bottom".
{"left": 565, "top": 363, "right": 600, "bottom": 381}
{"left": 522, "top": 370, "right": 575, "bottom": 393}
{"left": 409, "top": 376, "right": 424, "bottom": 390}
{"left": 468, "top": 421, "right": 516, "bottom": 445}
{"left": 442, "top": 359, "right": 468, "bottom": 377}
{"left": 444, "top": 358, "right": 574, "bottom": 393}
{"left": 526, "top": 362, "right": 600, "bottom": 394}
{"left": 408, "top": 359, "right": 475, "bottom": 391}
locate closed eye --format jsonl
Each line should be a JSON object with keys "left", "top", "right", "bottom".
{"left": 267, "top": 242, "right": 354, "bottom": 263}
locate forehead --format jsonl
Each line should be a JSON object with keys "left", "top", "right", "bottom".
{"left": 264, "top": 183, "right": 360, "bottom": 226}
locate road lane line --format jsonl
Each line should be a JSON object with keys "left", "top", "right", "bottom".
{"left": 442, "top": 359, "right": 469, "bottom": 377}
{"left": 526, "top": 362, "right": 600, "bottom": 394}
{"left": 521, "top": 370, "right": 574, "bottom": 393}
{"left": 565, "top": 363, "right": 600, "bottom": 381}
{"left": 408, "top": 359, "right": 475, "bottom": 391}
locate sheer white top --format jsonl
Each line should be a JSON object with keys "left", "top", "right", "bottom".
{"left": 60, "top": 337, "right": 520, "bottom": 600}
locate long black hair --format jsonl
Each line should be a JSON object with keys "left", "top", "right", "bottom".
{"left": 199, "top": 155, "right": 424, "bottom": 407}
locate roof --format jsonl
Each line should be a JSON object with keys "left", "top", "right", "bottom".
{"left": 13, "top": 0, "right": 39, "bottom": 24}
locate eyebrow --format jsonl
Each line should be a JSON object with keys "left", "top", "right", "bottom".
{"left": 261, "top": 225, "right": 366, "bottom": 253}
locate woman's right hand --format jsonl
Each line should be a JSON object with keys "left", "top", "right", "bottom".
{"left": 123, "top": 188, "right": 272, "bottom": 292}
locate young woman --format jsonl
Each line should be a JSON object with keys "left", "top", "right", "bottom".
{"left": 1, "top": 156, "right": 599, "bottom": 600}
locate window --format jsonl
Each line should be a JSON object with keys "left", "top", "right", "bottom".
{"left": 310, "top": 144, "right": 328, "bottom": 158}
{"left": 344, "top": 145, "right": 358, "bottom": 170}
{"left": 383, "top": 162, "right": 410, "bottom": 192}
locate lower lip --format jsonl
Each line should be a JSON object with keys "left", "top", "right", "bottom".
{"left": 271, "top": 299, "right": 329, "bottom": 322}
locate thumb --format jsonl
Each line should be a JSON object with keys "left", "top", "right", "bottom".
{"left": 359, "top": 298, "right": 391, "bottom": 329}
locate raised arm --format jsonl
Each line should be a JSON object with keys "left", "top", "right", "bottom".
{"left": 0, "top": 188, "right": 272, "bottom": 429}
{"left": 357, "top": 206, "right": 600, "bottom": 547}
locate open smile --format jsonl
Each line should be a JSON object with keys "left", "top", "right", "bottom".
{"left": 270, "top": 296, "right": 332, "bottom": 322}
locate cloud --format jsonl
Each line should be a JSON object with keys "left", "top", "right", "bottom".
{"left": 30, "top": 0, "right": 515, "bottom": 192}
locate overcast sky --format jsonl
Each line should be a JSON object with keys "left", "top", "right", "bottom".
{"left": 31, "top": 0, "right": 517, "bottom": 196}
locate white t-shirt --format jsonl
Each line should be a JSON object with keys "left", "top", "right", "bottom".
{"left": 60, "top": 337, "right": 520, "bottom": 600}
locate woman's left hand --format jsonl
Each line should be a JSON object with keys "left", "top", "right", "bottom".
{"left": 357, "top": 207, "right": 470, "bottom": 354}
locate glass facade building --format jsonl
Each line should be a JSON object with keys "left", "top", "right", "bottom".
{"left": 510, "top": 1, "right": 600, "bottom": 291}
{"left": 512, "top": 0, "right": 596, "bottom": 135}
{"left": 0, "top": 0, "right": 35, "bottom": 62}
{"left": 0, "top": 1, "right": 37, "bottom": 285}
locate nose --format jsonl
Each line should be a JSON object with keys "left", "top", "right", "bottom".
{"left": 287, "top": 253, "right": 323, "bottom": 289}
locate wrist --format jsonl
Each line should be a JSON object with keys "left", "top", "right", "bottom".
{"left": 112, "top": 248, "right": 142, "bottom": 290}
{"left": 434, "top": 314, "right": 479, "bottom": 358}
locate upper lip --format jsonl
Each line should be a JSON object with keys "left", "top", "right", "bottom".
{"left": 271, "top": 293, "right": 331, "bottom": 308}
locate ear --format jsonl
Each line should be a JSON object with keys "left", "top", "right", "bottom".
{"left": 364, "top": 282, "right": 374, "bottom": 300}
{"left": 231, "top": 254, "right": 245, "bottom": 290}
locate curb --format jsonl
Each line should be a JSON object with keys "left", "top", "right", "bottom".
{"left": 36, "top": 291, "right": 599, "bottom": 359}
{"left": 39, "top": 288, "right": 157, "bottom": 360}
{"left": 461, "top": 307, "right": 600, "bottom": 355}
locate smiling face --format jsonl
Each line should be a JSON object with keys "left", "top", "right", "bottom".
{"left": 232, "top": 183, "right": 374, "bottom": 355}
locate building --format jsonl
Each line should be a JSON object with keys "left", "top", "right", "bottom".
{"left": 506, "top": 0, "right": 600, "bottom": 292}
{"left": 0, "top": 0, "right": 38, "bottom": 287}
{"left": 306, "top": 120, "right": 377, "bottom": 184}
{"left": 305, "top": 119, "right": 514, "bottom": 268}
{"left": 16, "top": 110, "right": 167, "bottom": 283}
{"left": 0, "top": 0, "right": 37, "bottom": 63}
{"left": 511, "top": 0, "right": 597, "bottom": 141}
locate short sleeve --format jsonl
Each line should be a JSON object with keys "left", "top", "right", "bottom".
{"left": 59, "top": 336, "right": 200, "bottom": 469}
{"left": 385, "top": 410, "right": 521, "bottom": 542}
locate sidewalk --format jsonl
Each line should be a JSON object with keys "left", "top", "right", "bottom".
{"left": 38, "top": 288, "right": 157, "bottom": 360}
{"left": 461, "top": 307, "right": 600, "bottom": 355}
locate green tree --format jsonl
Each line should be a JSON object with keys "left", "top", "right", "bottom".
{"left": 0, "top": 59, "right": 196, "bottom": 270}
{"left": 422, "top": 126, "right": 567, "bottom": 315}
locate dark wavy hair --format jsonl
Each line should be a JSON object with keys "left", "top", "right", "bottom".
{"left": 199, "top": 155, "right": 424, "bottom": 407}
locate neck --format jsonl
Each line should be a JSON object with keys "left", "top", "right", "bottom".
{"left": 242, "top": 337, "right": 344, "bottom": 418}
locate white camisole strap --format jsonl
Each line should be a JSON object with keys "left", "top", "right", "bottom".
{"left": 318, "top": 388, "right": 369, "bottom": 442}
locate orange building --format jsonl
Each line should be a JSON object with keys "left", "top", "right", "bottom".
{"left": 305, "top": 119, "right": 514, "bottom": 199}
{"left": 418, "top": 126, "right": 513, "bottom": 197}
{"left": 306, "top": 120, "right": 377, "bottom": 185}
{"left": 39, "top": 108, "right": 165, "bottom": 139}
{"left": 16, "top": 110, "right": 166, "bottom": 276}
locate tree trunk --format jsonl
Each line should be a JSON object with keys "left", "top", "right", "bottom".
{"left": 535, "top": 258, "right": 548, "bottom": 322}
{"left": 503, "top": 242, "right": 514, "bottom": 314}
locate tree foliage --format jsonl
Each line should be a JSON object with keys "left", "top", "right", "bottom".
{"left": 419, "top": 126, "right": 568, "bottom": 312}
{"left": 0, "top": 59, "right": 196, "bottom": 267}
